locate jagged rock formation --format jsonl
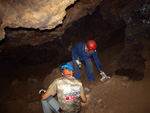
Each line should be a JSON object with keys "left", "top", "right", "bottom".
{"left": 0, "top": 0, "right": 100, "bottom": 40}
{"left": 0, "top": 0, "right": 76, "bottom": 40}
{"left": 102, "top": 0, "right": 150, "bottom": 79}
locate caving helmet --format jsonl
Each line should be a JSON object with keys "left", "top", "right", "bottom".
{"left": 86, "top": 40, "right": 97, "bottom": 51}
{"left": 61, "top": 62, "right": 74, "bottom": 75}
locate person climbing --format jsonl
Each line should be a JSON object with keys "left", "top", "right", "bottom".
{"left": 39, "top": 62, "right": 87, "bottom": 113}
{"left": 72, "top": 40, "right": 111, "bottom": 82}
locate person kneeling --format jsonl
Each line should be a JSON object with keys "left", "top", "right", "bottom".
{"left": 39, "top": 62, "right": 87, "bottom": 113}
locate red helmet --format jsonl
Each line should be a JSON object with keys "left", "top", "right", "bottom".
{"left": 87, "top": 40, "right": 97, "bottom": 51}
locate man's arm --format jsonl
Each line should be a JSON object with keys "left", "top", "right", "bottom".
{"left": 93, "top": 52, "right": 103, "bottom": 71}
{"left": 72, "top": 45, "right": 79, "bottom": 60}
{"left": 41, "top": 92, "right": 51, "bottom": 100}
{"left": 41, "top": 80, "right": 57, "bottom": 100}
{"left": 80, "top": 93, "right": 87, "bottom": 103}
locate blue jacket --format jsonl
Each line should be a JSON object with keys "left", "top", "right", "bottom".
{"left": 72, "top": 42, "right": 103, "bottom": 71}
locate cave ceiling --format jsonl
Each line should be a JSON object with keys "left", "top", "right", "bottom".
{"left": 0, "top": 0, "right": 100, "bottom": 41}
{"left": 0, "top": 0, "right": 149, "bottom": 45}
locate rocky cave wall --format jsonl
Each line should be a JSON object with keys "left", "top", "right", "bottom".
{"left": 0, "top": 0, "right": 150, "bottom": 80}
{"left": 100, "top": 0, "right": 150, "bottom": 80}
{"left": 0, "top": 0, "right": 100, "bottom": 40}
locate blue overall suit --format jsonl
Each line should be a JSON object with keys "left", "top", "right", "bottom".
{"left": 72, "top": 42, "right": 103, "bottom": 81}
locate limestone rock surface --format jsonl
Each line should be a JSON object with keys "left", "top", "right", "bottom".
{"left": 0, "top": 0, "right": 100, "bottom": 40}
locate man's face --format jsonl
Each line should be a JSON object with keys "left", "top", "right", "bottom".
{"left": 88, "top": 49, "right": 95, "bottom": 53}
{"left": 86, "top": 48, "right": 95, "bottom": 54}
{"left": 63, "top": 69, "right": 73, "bottom": 76}
{"left": 85, "top": 45, "right": 95, "bottom": 54}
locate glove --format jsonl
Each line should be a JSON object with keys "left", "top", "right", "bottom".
{"left": 100, "top": 72, "right": 111, "bottom": 82}
{"left": 75, "top": 59, "right": 82, "bottom": 68}
{"left": 100, "top": 72, "right": 107, "bottom": 77}
{"left": 84, "top": 87, "right": 91, "bottom": 94}
{"left": 39, "top": 89, "right": 46, "bottom": 94}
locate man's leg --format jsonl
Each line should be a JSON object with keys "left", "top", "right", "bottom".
{"left": 41, "top": 96, "right": 60, "bottom": 113}
{"left": 47, "top": 96, "right": 60, "bottom": 113}
{"left": 41, "top": 98, "right": 52, "bottom": 113}
{"left": 72, "top": 57, "right": 80, "bottom": 80}
{"left": 84, "top": 58, "right": 95, "bottom": 81}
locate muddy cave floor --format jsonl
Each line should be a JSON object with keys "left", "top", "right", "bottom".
{"left": 0, "top": 44, "right": 150, "bottom": 113}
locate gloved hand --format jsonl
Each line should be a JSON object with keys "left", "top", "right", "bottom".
{"left": 100, "top": 72, "right": 107, "bottom": 77}
{"left": 84, "top": 87, "right": 91, "bottom": 94}
{"left": 100, "top": 72, "right": 111, "bottom": 82}
{"left": 75, "top": 59, "right": 82, "bottom": 68}
{"left": 39, "top": 89, "right": 46, "bottom": 94}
